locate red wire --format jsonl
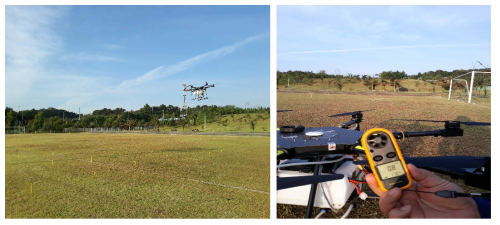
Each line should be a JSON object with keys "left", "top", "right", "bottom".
{"left": 349, "top": 179, "right": 367, "bottom": 184}
{"left": 351, "top": 182, "right": 361, "bottom": 195}
{"left": 351, "top": 154, "right": 367, "bottom": 195}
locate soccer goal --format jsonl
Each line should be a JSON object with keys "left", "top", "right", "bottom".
{"left": 448, "top": 71, "right": 491, "bottom": 103}
{"left": 5, "top": 126, "right": 25, "bottom": 134}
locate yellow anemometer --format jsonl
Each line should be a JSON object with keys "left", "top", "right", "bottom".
{"left": 361, "top": 128, "right": 412, "bottom": 192}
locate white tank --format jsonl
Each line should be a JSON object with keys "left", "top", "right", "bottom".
{"left": 277, "top": 157, "right": 362, "bottom": 209}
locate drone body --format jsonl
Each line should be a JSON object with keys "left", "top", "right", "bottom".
{"left": 185, "top": 82, "right": 215, "bottom": 101}
{"left": 277, "top": 109, "right": 491, "bottom": 218}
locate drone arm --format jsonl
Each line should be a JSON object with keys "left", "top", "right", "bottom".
{"left": 392, "top": 130, "right": 445, "bottom": 139}
{"left": 341, "top": 120, "right": 357, "bottom": 129}
{"left": 393, "top": 128, "right": 464, "bottom": 139}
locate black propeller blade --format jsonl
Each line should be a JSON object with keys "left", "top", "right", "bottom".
{"left": 391, "top": 119, "right": 490, "bottom": 126}
{"left": 277, "top": 174, "right": 345, "bottom": 190}
{"left": 277, "top": 110, "right": 293, "bottom": 113}
{"left": 460, "top": 121, "right": 491, "bottom": 126}
{"left": 329, "top": 109, "right": 375, "bottom": 117}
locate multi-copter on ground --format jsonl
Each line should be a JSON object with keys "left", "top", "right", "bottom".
{"left": 276, "top": 94, "right": 491, "bottom": 219}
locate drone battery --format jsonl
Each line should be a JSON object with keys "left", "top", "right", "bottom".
{"left": 361, "top": 128, "right": 412, "bottom": 191}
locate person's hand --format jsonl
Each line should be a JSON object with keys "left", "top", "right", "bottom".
{"left": 366, "top": 164, "right": 480, "bottom": 218}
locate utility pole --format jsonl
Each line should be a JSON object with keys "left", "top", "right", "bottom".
{"left": 79, "top": 107, "right": 80, "bottom": 121}
{"left": 18, "top": 106, "right": 20, "bottom": 134}
{"left": 162, "top": 110, "right": 165, "bottom": 125}
{"left": 288, "top": 77, "right": 289, "bottom": 90}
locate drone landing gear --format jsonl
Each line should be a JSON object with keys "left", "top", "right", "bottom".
{"left": 305, "top": 156, "right": 321, "bottom": 218}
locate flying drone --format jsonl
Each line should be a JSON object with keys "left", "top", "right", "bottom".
{"left": 184, "top": 82, "right": 215, "bottom": 101}
{"left": 276, "top": 109, "right": 491, "bottom": 218}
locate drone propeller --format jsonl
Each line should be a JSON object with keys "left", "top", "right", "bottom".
{"left": 329, "top": 109, "right": 375, "bottom": 117}
{"left": 391, "top": 119, "right": 491, "bottom": 126}
{"left": 277, "top": 174, "right": 345, "bottom": 190}
{"left": 277, "top": 110, "right": 293, "bottom": 112}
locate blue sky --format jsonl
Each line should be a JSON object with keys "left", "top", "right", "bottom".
{"left": 6, "top": 5, "right": 270, "bottom": 114}
{"left": 278, "top": 5, "right": 491, "bottom": 76}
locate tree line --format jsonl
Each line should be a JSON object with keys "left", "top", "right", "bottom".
{"left": 5, "top": 104, "right": 270, "bottom": 133}
{"left": 277, "top": 67, "right": 491, "bottom": 93}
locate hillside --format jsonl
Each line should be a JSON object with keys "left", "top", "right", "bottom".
{"left": 278, "top": 78, "right": 447, "bottom": 93}
{"left": 160, "top": 113, "right": 270, "bottom": 132}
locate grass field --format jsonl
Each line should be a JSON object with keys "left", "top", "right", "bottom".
{"left": 5, "top": 133, "right": 270, "bottom": 218}
{"left": 277, "top": 92, "right": 491, "bottom": 218}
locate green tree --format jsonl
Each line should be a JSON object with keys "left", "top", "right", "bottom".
{"left": 422, "top": 75, "right": 428, "bottom": 85}
{"left": 333, "top": 77, "right": 347, "bottom": 91}
{"left": 81, "top": 117, "right": 90, "bottom": 128}
{"left": 94, "top": 116, "right": 106, "bottom": 127}
{"left": 221, "top": 118, "right": 229, "bottom": 126}
{"left": 250, "top": 120, "right": 257, "bottom": 131}
{"left": 372, "top": 79, "right": 379, "bottom": 90}
{"left": 363, "top": 78, "right": 372, "bottom": 90}
{"left": 104, "top": 117, "right": 113, "bottom": 128}
{"left": 179, "top": 117, "right": 188, "bottom": 131}
{"left": 31, "top": 112, "right": 44, "bottom": 131}
{"left": 319, "top": 70, "right": 326, "bottom": 83}
{"left": 151, "top": 114, "right": 159, "bottom": 127}
{"left": 6, "top": 109, "right": 16, "bottom": 126}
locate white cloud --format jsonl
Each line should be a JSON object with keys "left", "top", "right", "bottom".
{"left": 60, "top": 52, "right": 122, "bottom": 62}
{"left": 57, "top": 33, "right": 268, "bottom": 112}
{"left": 5, "top": 6, "right": 114, "bottom": 111}
{"left": 5, "top": 6, "right": 69, "bottom": 106}
{"left": 103, "top": 44, "right": 125, "bottom": 50}
{"left": 399, "top": 34, "right": 422, "bottom": 41}
{"left": 110, "top": 33, "right": 268, "bottom": 91}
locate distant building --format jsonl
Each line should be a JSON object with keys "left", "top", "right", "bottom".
{"left": 159, "top": 116, "right": 180, "bottom": 121}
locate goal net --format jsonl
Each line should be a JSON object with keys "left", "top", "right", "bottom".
{"left": 5, "top": 126, "right": 25, "bottom": 134}
{"left": 448, "top": 71, "right": 491, "bottom": 104}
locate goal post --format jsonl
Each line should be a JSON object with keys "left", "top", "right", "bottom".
{"left": 468, "top": 71, "right": 491, "bottom": 104}
{"left": 5, "top": 126, "right": 25, "bottom": 134}
{"left": 448, "top": 71, "right": 491, "bottom": 103}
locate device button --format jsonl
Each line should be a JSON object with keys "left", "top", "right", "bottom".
{"left": 387, "top": 152, "right": 396, "bottom": 158}
{"left": 373, "top": 155, "right": 383, "bottom": 161}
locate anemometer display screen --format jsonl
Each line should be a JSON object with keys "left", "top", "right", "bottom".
{"left": 377, "top": 161, "right": 405, "bottom": 180}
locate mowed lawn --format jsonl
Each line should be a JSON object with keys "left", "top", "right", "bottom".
{"left": 277, "top": 92, "right": 491, "bottom": 218}
{"left": 5, "top": 133, "right": 270, "bottom": 218}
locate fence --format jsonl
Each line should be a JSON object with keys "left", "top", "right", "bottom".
{"left": 5, "top": 126, "right": 25, "bottom": 134}
{"left": 64, "top": 126, "right": 155, "bottom": 133}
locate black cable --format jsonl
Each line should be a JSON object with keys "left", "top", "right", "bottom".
{"left": 403, "top": 190, "right": 435, "bottom": 194}
{"left": 403, "top": 189, "right": 490, "bottom": 199}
